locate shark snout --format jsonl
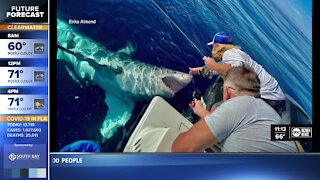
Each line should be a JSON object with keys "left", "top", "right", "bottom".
{"left": 162, "top": 72, "right": 192, "bottom": 94}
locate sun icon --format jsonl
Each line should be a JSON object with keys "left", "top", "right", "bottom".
{"left": 34, "top": 99, "right": 45, "bottom": 110}
{"left": 35, "top": 101, "right": 41, "bottom": 108}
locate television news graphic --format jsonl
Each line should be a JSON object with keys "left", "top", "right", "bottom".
{"left": 271, "top": 125, "right": 290, "bottom": 141}
{"left": 0, "top": 1, "right": 48, "bottom": 23}
{"left": 271, "top": 125, "right": 312, "bottom": 141}
{"left": 290, "top": 126, "right": 312, "bottom": 139}
{"left": 49, "top": 154, "right": 320, "bottom": 179}
{"left": 0, "top": 0, "right": 49, "bottom": 179}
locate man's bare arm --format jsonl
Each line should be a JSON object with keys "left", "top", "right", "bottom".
{"left": 171, "top": 119, "right": 217, "bottom": 152}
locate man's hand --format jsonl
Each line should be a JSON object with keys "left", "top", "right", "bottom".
{"left": 189, "top": 99, "right": 210, "bottom": 119}
{"left": 203, "top": 56, "right": 217, "bottom": 71}
{"left": 188, "top": 67, "right": 204, "bottom": 75}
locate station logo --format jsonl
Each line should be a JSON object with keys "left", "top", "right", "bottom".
{"left": 290, "top": 127, "right": 312, "bottom": 139}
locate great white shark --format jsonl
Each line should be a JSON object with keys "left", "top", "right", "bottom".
{"left": 57, "top": 19, "right": 193, "bottom": 141}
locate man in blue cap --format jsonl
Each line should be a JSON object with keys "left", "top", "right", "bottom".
{"left": 189, "top": 32, "right": 285, "bottom": 115}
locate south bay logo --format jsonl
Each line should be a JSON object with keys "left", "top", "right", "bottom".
{"left": 9, "top": 153, "right": 17, "bottom": 161}
{"left": 8, "top": 153, "right": 40, "bottom": 161}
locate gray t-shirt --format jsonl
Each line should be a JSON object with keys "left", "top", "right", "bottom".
{"left": 205, "top": 96, "right": 298, "bottom": 152}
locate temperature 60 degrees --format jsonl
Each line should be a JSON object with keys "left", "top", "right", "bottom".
{"left": 8, "top": 70, "right": 23, "bottom": 78}
{"left": 8, "top": 98, "right": 24, "bottom": 106}
{"left": 8, "top": 42, "right": 27, "bottom": 51}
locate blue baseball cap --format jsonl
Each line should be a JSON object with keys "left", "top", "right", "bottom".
{"left": 207, "top": 32, "right": 233, "bottom": 45}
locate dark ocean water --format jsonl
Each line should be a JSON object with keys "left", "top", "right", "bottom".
{"left": 56, "top": 0, "right": 312, "bottom": 151}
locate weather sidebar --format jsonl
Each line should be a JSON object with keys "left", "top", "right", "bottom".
{"left": 0, "top": 0, "right": 49, "bottom": 179}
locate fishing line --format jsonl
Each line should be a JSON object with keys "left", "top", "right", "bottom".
{"left": 150, "top": 0, "right": 205, "bottom": 57}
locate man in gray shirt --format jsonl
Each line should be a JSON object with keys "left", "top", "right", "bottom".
{"left": 172, "top": 65, "right": 298, "bottom": 152}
